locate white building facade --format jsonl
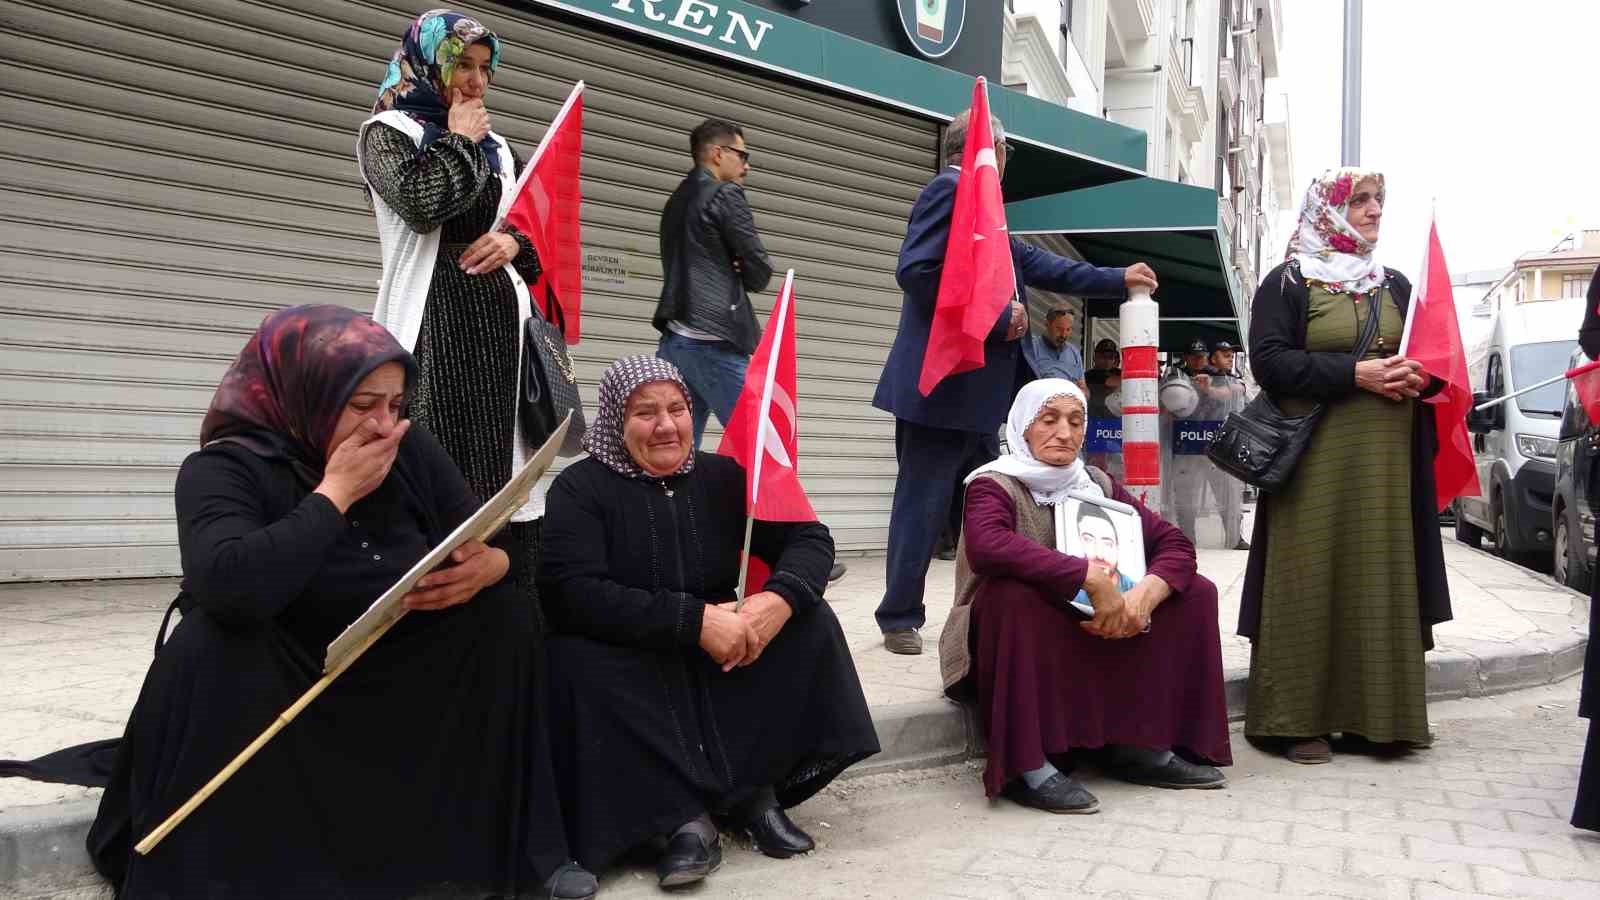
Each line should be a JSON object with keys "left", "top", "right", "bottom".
{"left": 1003, "top": 0, "right": 1293, "bottom": 309}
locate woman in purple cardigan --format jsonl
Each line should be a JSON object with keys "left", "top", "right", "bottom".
{"left": 938, "top": 380, "right": 1232, "bottom": 813}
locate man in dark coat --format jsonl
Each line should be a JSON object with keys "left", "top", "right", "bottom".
{"left": 870, "top": 109, "right": 1159, "bottom": 654}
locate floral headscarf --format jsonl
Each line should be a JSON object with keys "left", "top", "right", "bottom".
{"left": 583, "top": 355, "right": 696, "bottom": 479}
{"left": 373, "top": 9, "right": 504, "bottom": 172}
{"left": 965, "top": 379, "right": 1105, "bottom": 507}
{"left": 200, "top": 305, "right": 415, "bottom": 484}
{"left": 1284, "top": 167, "right": 1386, "bottom": 294}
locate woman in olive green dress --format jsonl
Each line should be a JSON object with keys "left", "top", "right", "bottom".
{"left": 1238, "top": 169, "right": 1453, "bottom": 764}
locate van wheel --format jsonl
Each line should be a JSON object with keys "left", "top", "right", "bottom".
{"left": 1454, "top": 501, "right": 1482, "bottom": 547}
{"left": 1492, "top": 505, "right": 1510, "bottom": 557}
{"left": 1556, "top": 515, "right": 1591, "bottom": 592}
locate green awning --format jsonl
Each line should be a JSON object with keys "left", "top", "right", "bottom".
{"left": 527, "top": 0, "right": 1146, "bottom": 197}
{"left": 1007, "top": 178, "right": 1246, "bottom": 351}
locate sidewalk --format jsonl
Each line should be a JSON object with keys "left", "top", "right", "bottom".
{"left": 0, "top": 509, "right": 1590, "bottom": 896}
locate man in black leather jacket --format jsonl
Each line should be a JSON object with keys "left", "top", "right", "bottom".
{"left": 653, "top": 118, "right": 775, "bottom": 452}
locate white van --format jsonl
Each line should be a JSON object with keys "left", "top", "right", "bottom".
{"left": 1453, "top": 298, "right": 1584, "bottom": 563}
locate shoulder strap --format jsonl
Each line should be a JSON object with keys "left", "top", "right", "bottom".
{"left": 1085, "top": 465, "right": 1115, "bottom": 497}
{"left": 1353, "top": 291, "right": 1384, "bottom": 357}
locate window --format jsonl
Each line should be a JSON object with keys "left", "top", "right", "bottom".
{"left": 1564, "top": 272, "right": 1592, "bottom": 299}
{"left": 1058, "top": 0, "right": 1080, "bottom": 66}
{"left": 1510, "top": 341, "right": 1579, "bottom": 415}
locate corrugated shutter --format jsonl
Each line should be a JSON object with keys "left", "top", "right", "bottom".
{"left": 0, "top": 0, "right": 934, "bottom": 581}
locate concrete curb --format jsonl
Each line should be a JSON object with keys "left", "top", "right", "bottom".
{"left": 1, "top": 627, "right": 1587, "bottom": 897}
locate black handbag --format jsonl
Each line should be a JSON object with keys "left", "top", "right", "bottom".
{"left": 520, "top": 294, "right": 586, "bottom": 456}
{"left": 1205, "top": 290, "right": 1384, "bottom": 492}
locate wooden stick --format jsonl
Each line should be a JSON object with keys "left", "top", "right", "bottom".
{"left": 733, "top": 512, "right": 756, "bottom": 612}
{"left": 133, "top": 611, "right": 404, "bottom": 855}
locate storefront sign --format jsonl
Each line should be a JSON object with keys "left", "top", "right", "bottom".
{"left": 1085, "top": 417, "right": 1122, "bottom": 454}
{"left": 1171, "top": 419, "right": 1224, "bottom": 455}
{"left": 582, "top": 251, "right": 629, "bottom": 286}
{"left": 895, "top": 0, "right": 967, "bottom": 59}
{"left": 605, "top": 0, "right": 777, "bottom": 52}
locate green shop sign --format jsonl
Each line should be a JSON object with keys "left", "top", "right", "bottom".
{"left": 528, "top": 0, "right": 1148, "bottom": 181}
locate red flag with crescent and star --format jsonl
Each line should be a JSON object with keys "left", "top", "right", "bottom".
{"left": 917, "top": 75, "right": 1017, "bottom": 396}
{"left": 717, "top": 269, "right": 817, "bottom": 522}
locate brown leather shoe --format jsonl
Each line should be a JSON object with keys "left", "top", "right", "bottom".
{"left": 883, "top": 628, "right": 922, "bottom": 655}
{"left": 1286, "top": 737, "right": 1332, "bottom": 765}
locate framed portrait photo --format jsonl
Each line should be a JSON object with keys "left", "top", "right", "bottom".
{"left": 1055, "top": 490, "right": 1145, "bottom": 617}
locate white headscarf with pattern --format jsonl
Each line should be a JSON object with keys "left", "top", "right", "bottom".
{"left": 1285, "top": 167, "right": 1386, "bottom": 294}
{"left": 965, "top": 379, "right": 1104, "bottom": 507}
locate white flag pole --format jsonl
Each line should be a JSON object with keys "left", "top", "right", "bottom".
{"left": 735, "top": 269, "right": 795, "bottom": 611}
{"left": 1397, "top": 214, "right": 1432, "bottom": 358}
{"left": 490, "top": 80, "right": 584, "bottom": 233}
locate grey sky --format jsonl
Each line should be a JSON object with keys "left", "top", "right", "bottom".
{"left": 1272, "top": 0, "right": 1600, "bottom": 280}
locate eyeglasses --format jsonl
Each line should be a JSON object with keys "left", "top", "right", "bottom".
{"left": 717, "top": 145, "right": 750, "bottom": 164}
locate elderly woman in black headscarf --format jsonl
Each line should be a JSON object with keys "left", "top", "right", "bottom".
{"left": 539, "top": 355, "right": 879, "bottom": 890}
{"left": 20, "top": 306, "right": 592, "bottom": 899}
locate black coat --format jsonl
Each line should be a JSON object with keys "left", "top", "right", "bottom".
{"left": 537, "top": 453, "right": 878, "bottom": 870}
{"left": 1578, "top": 266, "right": 1600, "bottom": 721}
{"left": 1238, "top": 261, "right": 1454, "bottom": 650}
{"left": 653, "top": 167, "right": 774, "bottom": 354}
{"left": 67, "top": 427, "right": 570, "bottom": 897}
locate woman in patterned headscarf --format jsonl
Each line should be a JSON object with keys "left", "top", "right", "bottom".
{"left": 357, "top": 8, "right": 557, "bottom": 633}
{"left": 538, "top": 356, "right": 879, "bottom": 889}
{"left": 1239, "top": 169, "right": 1452, "bottom": 765}
{"left": 19, "top": 305, "right": 593, "bottom": 898}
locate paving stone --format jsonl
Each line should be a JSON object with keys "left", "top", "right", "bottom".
{"left": 1160, "top": 849, "right": 1280, "bottom": 890}
{"left": 1085, "top": 864, "right": 1212, "bottom": 900}
{"left": 1227, "top": 836, "right": 1345, "bottom": 874}
{"left": 1289, "top": 822, "right": 1405, "bottom": 857}
{"left": 1345, "top": 852, "right": 1474, "bottom": 893}
{"left": 1407, "top": 835, "right": 1527, "bottom": 873}
{"left": 1457, "top": 823, "right": 1591, "bottom": 859}
{"left": 1179, "top": 813, "right": 1289, "bottom": 843}
{"left": 1472, "top": 865, "right": 1600, "bottom": 899}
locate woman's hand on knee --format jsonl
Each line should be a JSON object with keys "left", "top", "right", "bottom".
{"left": 403, "top": 541, "right": 509, "bottom": 611}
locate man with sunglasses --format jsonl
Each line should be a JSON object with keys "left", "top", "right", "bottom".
{"left": 654, "top": 117, "right": 772, "bottom": 453}
{"left": 871, "top": 109, "right": 1160, "bottom": 655}
{"left": 653, "top": 118, "right": 848, "bottom": 583}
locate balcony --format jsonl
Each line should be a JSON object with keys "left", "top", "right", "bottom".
{"left": 1218, "top": 56, "right": 1239, "bottom": 110}
{"left": 1107, "top": 0, "right": 1157, "bottom": 38}
{"left": 1166, "top": 35, "right": 1210, "bottom": 143}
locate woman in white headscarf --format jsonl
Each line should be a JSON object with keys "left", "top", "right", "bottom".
{"left": 1239, "top": 169, "right": 1450, "bottom": 765}
{"left": 938, "top": 379, "right": 1231, "bottom": 815}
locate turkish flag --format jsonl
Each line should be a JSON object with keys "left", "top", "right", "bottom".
{"left": 503, "top": 82, "right": 583, "bottom": 343}
{"left": 717, "top": 270, "right": 817, "bottom": 522}
{"left": 1400, "top": 219, "right": 1480, "bottom": 511}
{"left": 917, "top": 76, "right": 1017, "bottom": 396}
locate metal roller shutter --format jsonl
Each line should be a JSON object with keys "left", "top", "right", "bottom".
{"left": 0, "top": 0, "right": 934, "bottom": 580}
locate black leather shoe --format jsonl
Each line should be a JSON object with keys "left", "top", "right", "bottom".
{"left": 656, "top": 830, "right": 721, "bottom": 888}
{"left": 543, "top": 860, "right": 598, "bottom": 900}
{"left": 1000, "top": 772, "right": 1099, "bottom": 814}
{"left": 1109, "top": 754, "right": 1227, "bottom": 789}
{"left": 745, "top": 804, "right": 815, "bottom": 859}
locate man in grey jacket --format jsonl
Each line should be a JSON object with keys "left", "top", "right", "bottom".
{"left": 654, "top": 118, "right": 775, "bottom": 451}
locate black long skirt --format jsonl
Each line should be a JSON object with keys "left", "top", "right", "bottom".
{"left": 543, "top": 602, "right": 879, "bottom": 871}
{"left": 84, "top": 579, "right": 561, "bottom": 899}
{"left": 1575, "top": 569, "right": 1600, "bottom": 831}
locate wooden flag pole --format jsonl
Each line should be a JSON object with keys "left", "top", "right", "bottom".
{"left": 732, "top": 270, "right": 795, "bottom": 612}
{"left": 733, "top": 513, "right": 756, "bottom": 611}
{"left": 133, "top": 614, "right": 400, "bottom": 855}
